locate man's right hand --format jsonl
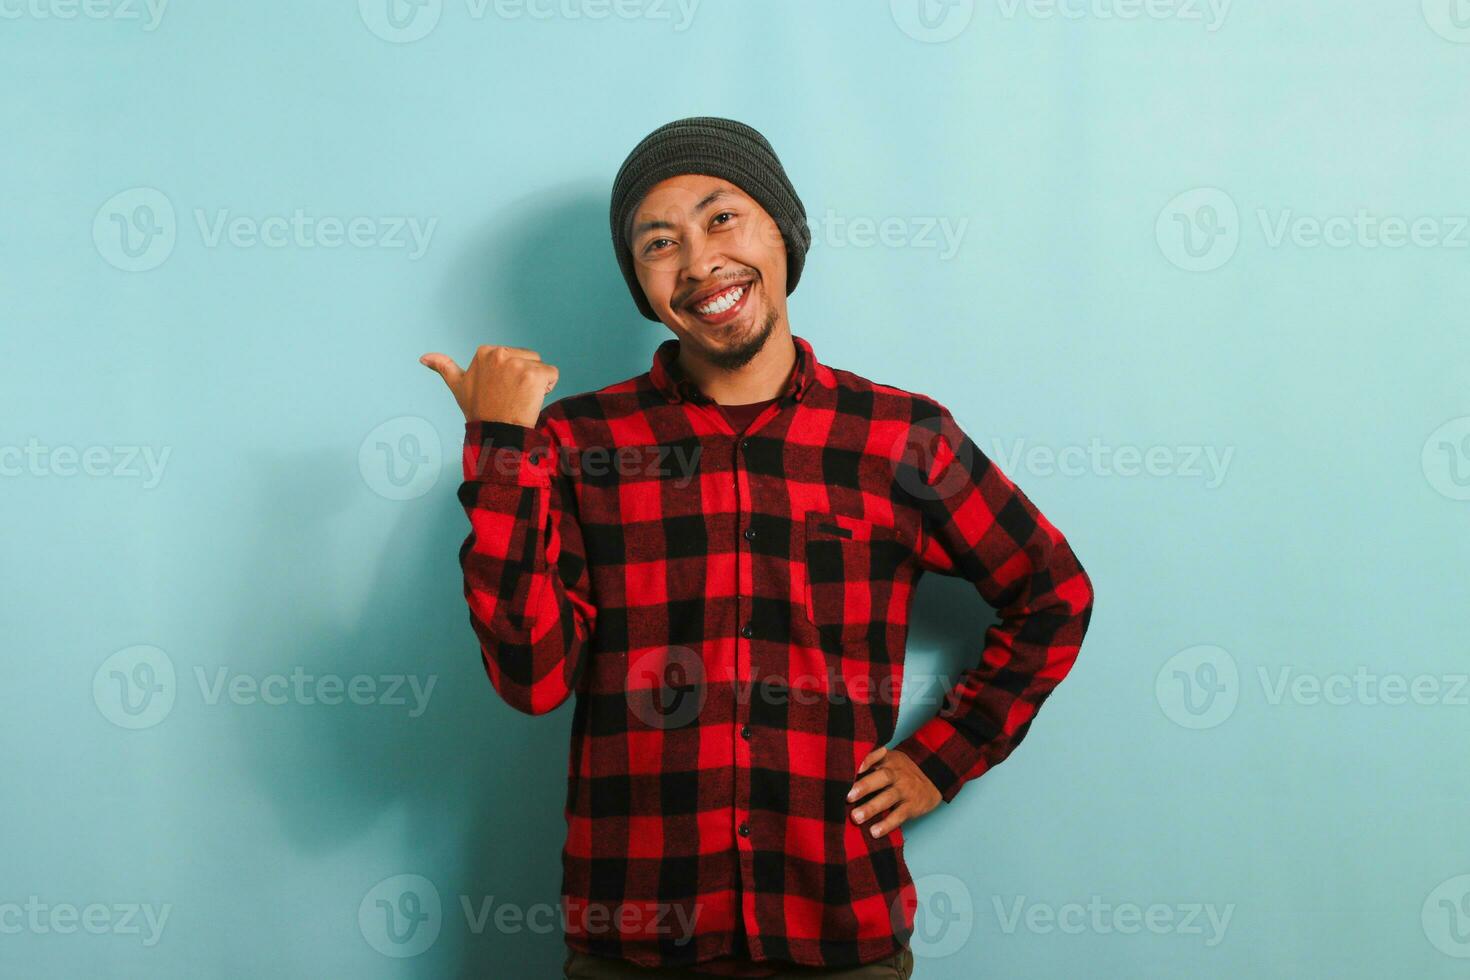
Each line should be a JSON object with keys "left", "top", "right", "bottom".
{"left": 418, "top": 345, "right": 559, "bottom": 427}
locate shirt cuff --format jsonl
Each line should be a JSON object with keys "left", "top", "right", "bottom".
{"left": 892, "top": 716, "right": 978, "bottom": 805}
{"left": 463, "top": 420, "right": 554, "bottom": 487}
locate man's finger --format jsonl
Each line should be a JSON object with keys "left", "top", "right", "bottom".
{"left": 477, "top": 345, "right": 542, "bottom": 362}
{"left": 852, "top": 787, "right": 903, "bottom": 824}
{"left": 869, "top": 804, "right": 910, "bottom": 837}
{"left": 419, "top": 353, "right": 464, "bottom": 387}
{"left": 855, "top": 747, "right": 886, "bottom": 778}
{"left": 848, "top": 764, "right": 893, "bottom": 803}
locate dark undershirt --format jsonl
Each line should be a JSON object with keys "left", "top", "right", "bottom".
{"left": 716, "top": 397, "right": 778, "bottom": 434}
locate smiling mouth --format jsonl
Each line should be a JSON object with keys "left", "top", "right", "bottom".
{"left": 687, "top": 280, "right": 754, "bottom": 324}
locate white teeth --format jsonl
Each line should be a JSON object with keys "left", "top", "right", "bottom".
{"left": 695, "top": 284, "right": 746, "bottom": 316}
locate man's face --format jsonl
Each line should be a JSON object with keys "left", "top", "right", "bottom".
{"left": 628, "top": 174, "right": 788, "bottom": 370}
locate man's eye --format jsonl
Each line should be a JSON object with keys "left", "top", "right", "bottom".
{"left": 644, "top": 238, "right": 672, "bottom": 254}
{"left": 712, "top": 211, "right": 735, "bottom": 226}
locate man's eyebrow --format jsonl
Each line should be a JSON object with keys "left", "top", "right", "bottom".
{"left": 630, "top": 188, "right": 734, "bottom": 239}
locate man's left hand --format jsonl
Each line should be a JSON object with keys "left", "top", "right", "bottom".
{"left": 847, "top": 747, "right": 941, "bottom": 838}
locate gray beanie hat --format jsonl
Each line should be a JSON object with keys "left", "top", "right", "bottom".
{"left": 609, "top": 116, "right": 811, "bottom": 322}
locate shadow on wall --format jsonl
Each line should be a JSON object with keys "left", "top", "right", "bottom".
{"left": 221, "top": 186, "right": 651, "bottom": 978}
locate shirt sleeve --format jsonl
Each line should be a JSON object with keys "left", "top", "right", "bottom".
{"left": 457, "top": 416, "right": 597, "bottom": 716}
{"left": 890, "top": 404, "right": 1095, "bottom": 804}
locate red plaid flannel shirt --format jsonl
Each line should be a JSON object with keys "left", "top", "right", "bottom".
{"left": 456, "top": 333, "right": 1095, "bottom": 971}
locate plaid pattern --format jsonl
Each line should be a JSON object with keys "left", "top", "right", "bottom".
{"left": 456, "top": 334, "right": 1095, "bottom": 971}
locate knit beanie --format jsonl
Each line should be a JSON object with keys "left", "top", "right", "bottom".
{"left": 609, "top": 116, "right": 811, "bottom": 322}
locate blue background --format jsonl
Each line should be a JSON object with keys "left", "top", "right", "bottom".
{"left": 4, "top": 1, "right": 1469, "bottom": 976}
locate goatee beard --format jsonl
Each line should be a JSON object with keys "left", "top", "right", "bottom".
{"left": 702, "top": 308, "right": 778, "bottom": 372}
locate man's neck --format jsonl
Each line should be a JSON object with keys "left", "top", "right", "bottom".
{"left": 678, "top": 328, "right": 797, "bottom": 405}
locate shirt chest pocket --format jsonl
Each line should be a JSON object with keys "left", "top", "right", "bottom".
{"left": 802, "top": 510, "right": 908, "bottom": 645}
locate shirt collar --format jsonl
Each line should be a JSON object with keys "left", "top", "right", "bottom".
{"left": 649, "top": 333, "right": 827, "bottom": 406}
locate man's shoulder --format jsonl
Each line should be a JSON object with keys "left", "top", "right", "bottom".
{"left": 823, "top": 360, "right": 950, "bottom": 424}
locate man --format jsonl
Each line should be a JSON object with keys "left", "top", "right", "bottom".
{"left": 420, "top": 117, "right": 1096, "bottom": 979}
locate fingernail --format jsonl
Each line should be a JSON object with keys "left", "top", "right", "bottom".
{"left": 870, "top": 825, "right": 882, "bottom": 837}
{"left": 852, "top": 810, "right": 864, "bottom": 821}
{"left": 846, "top": 789, "right": 857, "bottom": 801}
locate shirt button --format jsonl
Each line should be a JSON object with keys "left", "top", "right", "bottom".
{"left": 743, "top": 527, "right": 756, "bottom": 541}
{"left": 740, "top": 624, "right": 753, "bottom": 639}
{"left": 741, "top": 724, "right": 752, "bottom": 739}
{"left": 740, "top": 439, "right": 750, "bottom": 450}
{"left": 739, "top": 823, "right": 751, "bottom": 837}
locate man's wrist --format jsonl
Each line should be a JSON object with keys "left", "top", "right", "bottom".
{"left": 463, "top": 420, "right": 554, "bottom": 485}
